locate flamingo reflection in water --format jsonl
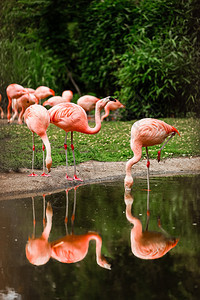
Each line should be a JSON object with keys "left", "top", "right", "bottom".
{"left": 25, "top": 195, "right": 52, "bottom": 266}
{"left": 25, "top": 187, "right": 111, "bottom": 270}
{"left": 124, "top": 189, "right": 179, "bottom": 260}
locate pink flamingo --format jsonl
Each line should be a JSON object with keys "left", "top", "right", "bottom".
{"left": 34, "top": 86, "right": 55, "bottom": 104}
{"left": 0, "top": 93, "right": 4, "bottom": 119}
{"left": 124, "top": 118, "right": 180, "bottom": 191}
{"left": 101, "top": 99, "right": 125, "bottom": 121}
{"left": 11, "top": 88, "right": 36, "bottom": 122}
{"left": 6, "top": 83, "right": 28, "bottom": 122}
{"left": 48, "top": 96, "right": 115, "bottom": 181}
{"left": 62, "top": 90, "right": 73, "bottom": 101}
{"left": 77, "top": 95, "right": 100, "bottom": 112}
{"left": 10, "top": 93, "right": 37, "bottom": 124}
{"left": 51, "top": 232, "right": 110, "bottom": 269}
{"left": 24, "top": 104, "right": 52, "bottom": 176}
{"left": 43, "top": 90, "right": 73, "bottom": 107}
{"left": 26, "top": 200, "right": 53, "bottom": 266}
{"left": 51, "top": 187, "right": 111, "bottom": 269}
{"left": 124, "top": 190, "right": 179, "bottom": 260}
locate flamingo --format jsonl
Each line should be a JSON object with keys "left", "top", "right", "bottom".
{"left": 101, "top": 99, "right": 125, "bottom": 121}
{"left": 124, "top": 118, "right": 180, "bottom": 191}
{"left": 62, "top": 90, "right": 73, "bottom": 101}
{"left": 124, "top": 190, "right": 179, "bottom": 260}
{"left": 10, "top": 93, "right": 37, "bottom": 124}
{"left": 50, "top": 187, "right": 111, "bottom": 269}
{"left": 6, "top": 83, "right": 28, "bottom": 122}
{"left": 77, "top": 95, "right": 100, "bottom": 112}
{"left": 11, "top": 88, "right": 36, "bottom": 122}
{"left": 43, "top": 90, "right": 73, "bottom": 107}
{"left": 26, "top": 200, "right": 53, "bottom": 266}
{"left": 0, "top": 93, "right": 4, "bottom": 119}
{"left": 34, "top": 86, "right": 55, "bottom": 104}
{"left": 26, "top": 188, "right": 111, "bottom": 269}
{"left": 48, "top": 96, "right": 115, "bottom": 181}
{"left": 24, "top": 104, "right": 52, "bottom": 176}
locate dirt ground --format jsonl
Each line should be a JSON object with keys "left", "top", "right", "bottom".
{"left": 0, "top": 156, "right": 199, "bottom": 200}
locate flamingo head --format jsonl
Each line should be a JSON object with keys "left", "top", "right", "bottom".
{"left": 124, "top": 174, "right": 133, "bottom": 191}
{"left": 46, "top": 157, "right": 52, "bottom": 173}
{"left": 97, "top": 96, "right": 116, "bottom": 110}
{"left": 97, "top": 256, "right": 111, "bottom": 270}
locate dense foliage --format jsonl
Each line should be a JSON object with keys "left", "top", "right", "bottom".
{"left": 0, "top": 0, "right": 199, "bottom": 118}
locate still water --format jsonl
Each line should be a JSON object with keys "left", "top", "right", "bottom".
{"left": 0, "top": 175, "right": 199, "bottom": 300}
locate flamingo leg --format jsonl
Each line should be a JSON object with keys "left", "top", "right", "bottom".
{"left": 64, "top": 132, "right": 73, "bottom": 181}
{"left": 7, "top": 96, "right": 12, "bottom": 122}
{"left": 10, "top": 99, "right": 18, "bottom": 123}
{"left": 43, "top": 194, "right": 46, "bottom": 227}
{"left": 71, "top": 187, "right": 77, "bottom": 233}
{"left": 157, "top": 132, "right": 176, "bottom": 162}
{"left": 0, "top": 107, "right": 4, "bottom": 119}
{"left": 71, "top": 132, "right": 83, "bottom": 181}
{"left": 146, "top": 147, "right": 150, "bottom": 191}
{"left": 32, "top": 196, "right": 36, "bottom": 238}
{"left": 65, "top": 189, "right": 69, "bottom": 235}
{"left": 158, "top": 217, "right": 171, "bottom": 237}
{"left": 145, "top": 189, "right": 150, "bottom": 231}
{"left": 17, "top": 106, "right": 25, "bottom": 125}
{"left": 41, "top": 144, "right": 50, "bottom": 177}
{"left": 28, "top": 132, "right": 38, "bottom": 176}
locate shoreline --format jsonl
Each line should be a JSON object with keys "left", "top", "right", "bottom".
{"left": 0, "top": 156, "right": 200, "bottom": 200}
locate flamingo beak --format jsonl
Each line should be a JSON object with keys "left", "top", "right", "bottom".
{"left": 108, "top": 96, "right": 116, "bottom": 102}
{"left": 50, "top": 89, "right": 55, "bottom": 96}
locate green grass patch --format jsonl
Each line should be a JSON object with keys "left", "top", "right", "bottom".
{"left": 0, "top": 118, "right": 199, "bottom": 172}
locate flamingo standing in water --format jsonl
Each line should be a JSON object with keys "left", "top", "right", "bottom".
{"left": 124, "top": 118, "right": 180, "bottom": 191}
{"left": 77, "top": 95, "right": 100, "bottom": 112}
{"left": 101, "top": 99, "right": 125, "bottom": 121}
{"left": 6, "top": 83, "right": 28, "bottom": 122}
{"left": 0, "top": 93, "right": 4, "bottom": 119}
{"left": 43, "top": 90, "right": 73, "bottom": 107}
{"left": 124, "top": 190, "right": 179, "bottom": 260}
{"left": 24, "top": 104, "right": 52, "bottom": 176}
{"left": 48, "top": 96, "right": 115, "bottom": 181}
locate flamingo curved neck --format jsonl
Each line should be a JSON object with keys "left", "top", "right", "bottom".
{"left": 86, "top": 106, "right": 102, "bottom": 134}
{"left": 42, "top": 211, "right": 52, "bottom": 240}
{"left": 87, "top": 233, "right": 103, "bottom": 264}
{"left": 41, "top": 134, "right": 51, "bottom": 160}
{"left": 126, "top": 203, "right": 143, "bottom": 239}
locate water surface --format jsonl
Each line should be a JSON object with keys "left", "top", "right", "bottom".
{"left": 0, "top": 175, "right": 199, "bottom": 299}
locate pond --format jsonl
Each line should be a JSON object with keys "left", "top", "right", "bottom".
{"left": 0, "top": 175, "right": 200, "bottom": 300}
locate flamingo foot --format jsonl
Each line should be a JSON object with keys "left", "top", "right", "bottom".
{"left": 73, "top": 175, "right": 83, "bottom": 181}
{"left": 28, "top": 172, "right": 38, "bottom": 177}
{"left": 41, "top": 172, "right": 51, "bottom": 177}
{"left": 66, "top": 174, "right": 73, "bottom": 181}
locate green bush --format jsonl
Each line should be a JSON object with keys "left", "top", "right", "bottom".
{"left": 0, "top": 38, "right": 65, "bottom": 108}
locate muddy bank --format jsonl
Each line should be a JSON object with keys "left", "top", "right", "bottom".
{"left": 0, "top": 156, "right": 199, "bottom": 200}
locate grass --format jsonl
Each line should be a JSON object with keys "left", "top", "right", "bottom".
{"left": 0, "top": 118, "right": 199, "bottom": 172}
